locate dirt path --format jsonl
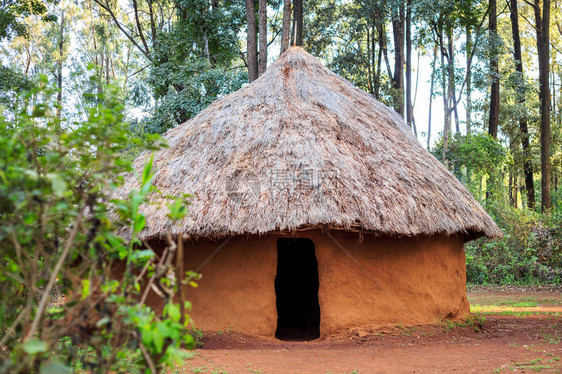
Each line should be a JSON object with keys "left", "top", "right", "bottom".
{"left": 177, "top": 287, "right": 562, "bottom": 374}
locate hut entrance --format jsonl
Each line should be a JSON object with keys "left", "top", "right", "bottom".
{"left": 274, "top": 238, "right": 320, "bottom": 340}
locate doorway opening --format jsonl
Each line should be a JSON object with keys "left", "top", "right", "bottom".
{"left": 274, "top": 238, "right": 320, "bottom": 340}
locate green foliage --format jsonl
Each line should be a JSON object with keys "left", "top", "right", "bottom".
{"left": 0, "top": 0, "right": 56, "bottom": 39}
{"left": 123, "top": 0, "right": 248, "bottom": 134}
{"left": 0, "top": 66, "right": 36, "bottom": 107}
{"left": 428, "top": 131, "right": 560, "bottom": 286}
{"left": 466, "top": 205, "right": 562, "bottom": 285}
{"left": 145, "top": 59, "right": 246, "bottom": 133}
{"left": 0, "top": 80, "right": 198, "bottom": 373}
{"left": 432, "top": 132, "right": 507, "bottom": 178}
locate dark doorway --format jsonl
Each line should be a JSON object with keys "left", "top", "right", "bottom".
{"left": 275, "top": 238, "right": 320, "bottom": 340}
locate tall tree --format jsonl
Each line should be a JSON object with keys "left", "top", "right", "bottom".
{"left": 245, "top": 0, "right": 258, "bottom": 81}
{"left": 446, "top": 24, "right": 459, "bottom": 132}
{"left": 427, "top": 45, "right": 437, "bottom": 149}
{"left": 488, "top": 0, "right": 500, "bottom": 138}
{"left": 509, "top": 0, "right": 535, "bottom": 209}
{"left": 280, "top": 0, "right": 291, "bottom": 54}
{"left": 532, "top": 0, "right": 552, "bottom": 210}
{"left": 465, "top": 1, "right": 473, "bottom": 133}
{"left": 258, "top": 0, "right": 267, "bottom": 75}
{"left": 293, "top": 0, "right": 303, "bottom": 45}
{"left": 56, "top": 9, "right": 64, "bottom": 118}
{"left": 405, "top": 0, "right": 413, "bottom": 129}
{"left": 392, "top": 2, "right": 404, "bottom": 116}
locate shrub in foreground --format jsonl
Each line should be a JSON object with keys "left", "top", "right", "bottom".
{"left": 0, "top": 79, "right": 197, "bottom": 373}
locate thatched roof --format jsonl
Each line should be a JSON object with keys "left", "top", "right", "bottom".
{"left": 118, "top": 47, "right": 502, "bottom": 241}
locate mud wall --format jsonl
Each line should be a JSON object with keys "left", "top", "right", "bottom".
{"left": 145, "top": 230, "right": 469, "bottom": 336}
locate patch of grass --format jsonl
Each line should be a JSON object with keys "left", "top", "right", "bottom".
{"left": 188, "top": 328, "right": 204, "bottom": 348}
{"left": 510, "top": 301, "right": 538, "bottom": 307}
{"left": 441, "top": 315, "right": 486, "bottom": 332}
{"left": 186, "top": 363, "right": 228, "bottom": 374}
{"left": 528, "top": 366, "right": 553, "bottom": 372}
{"left": 507, "top": 358, "right": 556, "bottom": 371}
{"left": 512, "top": 358, "right": 542, "bottom": 371}
{"left": 398, "top": 326, "right": 417, "bottom": 336}
{"left": 181, "top": 351, "right": 198, "bottom": 360}
{"left": 544, "top": 333, "right": 561, "bottom": 344}
{"left": 508, "top": 357, "right": 556, "bottom": 371}
{"left": 471, "top": 304, "right": 561, "bottom": 317}
{"left": 191, "top": 366, "right": 208, "bottom": 373}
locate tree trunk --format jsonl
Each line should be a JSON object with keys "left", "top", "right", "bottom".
{"left": 405, "top": 0, "right": 413, "bottom": 129}
{"left": 56, "top": 9, "right": 64, "bottom": 119}
{"left": 392, "top": 3, "right": 405, "bottom": 117}
{"left": 438, "top": 20, "right": 450, "bottom": 161}
{"left": 379, "top": 21, "right": 392, "bottom": 95}
{"left": 280, "top": 0, "right": 291, "bottom": 55}
{"left": 441, "top": 51, "right": 450, "bottom": 159}
{"left": 427, "top": 45, "right": 437, "bottom": 150}
{"left": 466, "top": 24, "right": 472, "bottom": 134}
{"left": 245, "top": 0, "right": 258, "bottom": 82}
{"left": 534, "top": 0, "right": 552, "bottom": 211}
{"left": 293, "top": 0, "right": 303, "bottom": 46}
{"left": 488, "top": 0, "right": 500, "bottom": 138}
{"left": 367, "top": 27, "right": 373, "bottom": 94}
{"left": 510, "top": 0, "right": 535, "bottom": 209}
{"left": 447, "top": 25, "right": 459, "bottom": 133}
{"left": 509, "top": 135, "right": 519, "bottom": 208}
{"left": 374, "top": 22, "right": 382, "bottom": 99}
{"left": 258, "top": 0, "right": 267, "bottom": 75}
{"left": 380, "top": 22, "right": 393, "bottom": 81}
{"left": 203, "top": 29, "right": 211, "bottom": 63}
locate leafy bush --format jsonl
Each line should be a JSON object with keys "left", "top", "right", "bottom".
{"left": 432, "top": 132, "right": 507, "bottom": 179}
{"left": 0, "top": 77, "right": 198, "bottom": 373}
{"left": 429, "top": 131, "right": 561, "bottom": 285}
{"left": 466, "top": 204, "right": 562, "bottom": 285}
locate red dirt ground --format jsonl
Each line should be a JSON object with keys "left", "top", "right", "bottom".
{"left": 177, "top": 286, "right": 562, "bottom": 374}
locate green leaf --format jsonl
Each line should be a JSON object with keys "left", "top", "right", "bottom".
{"left": 167, "top": 198, "right": 188, "bottom": 221}
{"left": 157, "top": 321, "right": 169, "bottom": 339}
{"left": 153, "top": 329, "right": 164, "bottom": 354}
{"left": 96, "top": 316, "right": 110, "bottom": 328}
{"left": 46, "top": 173, "right": 66, "bottom": 198}
{"left": 133, "top": 214, "right": 146, "bottom": 233}
{"left": 23, "top": 212, "right": 38, "bottom": 225}
{"left": 131, "top": 194, "right": 143, "bottom": 217}
{"left": 142, "top": 154, "right": 154, "bottom": 187}
{"left": 81, "top": 279, "right": 90, "bottom": 300}
{"left": 40, "top": 361, "right": 72, "bottom": 374}
{"left": 184, "top": 334, "right": 195, "bottom": 349}
{"left": 164, "top": 303, "right": 181, "bottom": 322}
{"left": 104, "top": 232, "right": 127, "bottom": 256}
{"left": 131, "top": 249, "right": 154, "bottom": 261}
{"left": 22, "top": 339, "right": 48, "bottom": 355}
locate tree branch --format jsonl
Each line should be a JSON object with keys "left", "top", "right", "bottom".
{"left": 93, "top": 0, "right": 152, "bottom": 61}
{"left": 132, "top": 0, "right": 151, "bottom": 58}
{"left": 25, "top": 206, "right": 85, "bottom": 341}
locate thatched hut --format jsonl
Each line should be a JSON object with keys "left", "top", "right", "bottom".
{"left": 119, "top": 47, "right": 502, "bottom": 340}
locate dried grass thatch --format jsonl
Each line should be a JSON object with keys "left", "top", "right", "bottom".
{"left": 117, "top": 47, "right": 502, "bottom": 241}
